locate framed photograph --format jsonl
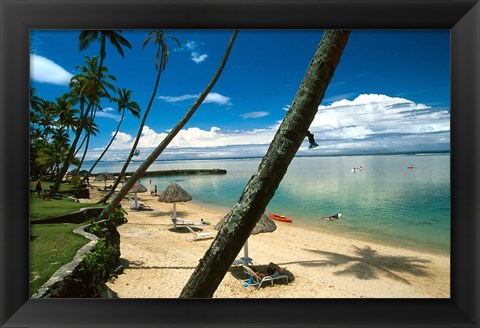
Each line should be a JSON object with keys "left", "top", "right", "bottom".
{"left": 1, "top": 0, "right": 479, "bottom": 327}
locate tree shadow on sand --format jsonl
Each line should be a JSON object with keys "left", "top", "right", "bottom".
{"left": 167, "top": 226, "right": 207, "bottom": 233}
{"left": 292, "top": 246, "right": 432, "bottom": 285}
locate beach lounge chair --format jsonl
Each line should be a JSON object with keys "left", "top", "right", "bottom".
{"left": 170, "top": 216, "right": 196, "bottom": 227}
{"left": 185, "top": 225, "right": 215, "bottom": 241}
{"left": 132, "top": 202, "right": 153, "bottom": 211}
{"left": 130, "top": 200, "right": 153, "bottom": 211}
{"left": 136, "top": 203, "right": 153, "bottom": 211}
{"left": 52, "top": 192, "right": 63, "bottom": 200}
{"left": 241, "top": 265, "right": 288, "bottom": 290}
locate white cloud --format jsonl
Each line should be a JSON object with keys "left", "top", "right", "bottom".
{"left": 96, "top": 107, "right": 122, "bottom": 121}
{"left": 204, "top": 93, "right": 231, "bottom": 105}
{"left": 300, "top": 93, "right": 450, "bottom": 155}
{"left": 159, "top": 92, "right": 231, "bottom": 105}
{"left": 92, "top": 94, "right": 450, "bottom": 161}
{"left": 312, "top": 94, "right": 449, "bottom": 137}
{"left": 107, "top": 125, "right": 274, "bottom": 152}
{"left": 113, "top": 132, "right": 132, "bottom": 144}
{"left": 30, "top": 54, "right": 73, "bottom": 85}
{"left": 191, "top": 52, "right": 208, "bottom": 63}
{"left": 240, "top": 111, "right": 269, "bottom": 119}
{"left": 185, "top": 41, "right": 199, "bottom": 51}
{"left": 158, "top": 94, "right": 198, "bottom": 103}
{"left": 176, "top": 40, "right": 208, "bottom": 64}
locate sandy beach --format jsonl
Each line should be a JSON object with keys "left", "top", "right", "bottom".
{"left": 83, "top": 181, "right": 450, "bottom": 298}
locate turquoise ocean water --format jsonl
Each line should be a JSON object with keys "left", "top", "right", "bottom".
{"left": 90, "top": 154, "right": 450, "bottom": 255}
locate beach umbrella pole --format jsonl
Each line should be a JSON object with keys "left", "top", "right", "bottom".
{"left": 243, "top": 240, "right": 249, "bottom": 260}
{"left": 172, "top": 203, "right": 177, "bottom": 229}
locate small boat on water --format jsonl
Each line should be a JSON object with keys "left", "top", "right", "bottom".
{"left": 351, "top": 166, "right": 363, "bottom": 173}
{"left": 321, "top": 213, "right": 342, "bottom": 221}
{"left": 268, "top": 213, "right": 293, "bottom": 223}
{"left": 408, "top": 165, "right": 414, "bottom": 169}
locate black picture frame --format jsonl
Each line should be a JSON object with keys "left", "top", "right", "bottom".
{"left": 1, "top": 0, "right": 478, "bottom": 327}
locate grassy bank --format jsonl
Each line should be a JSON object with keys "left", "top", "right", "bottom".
{"left": 29, "top": 181, "right": 98, "bottom": 295}
{"left": 30, "top": 223, "right": 88, "bottom": 296}
{"left": 30, "top": 197, "right": 98, "bottom": 221}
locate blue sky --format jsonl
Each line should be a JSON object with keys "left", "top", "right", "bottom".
{"left": 30, "top": 30, "right": 450, "bottom": 161}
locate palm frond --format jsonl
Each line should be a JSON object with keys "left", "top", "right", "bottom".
{"left": 79, "top": 31, "right": 99, "bottom": 51}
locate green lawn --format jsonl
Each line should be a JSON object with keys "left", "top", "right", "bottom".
{"left": 30, "top": 180, "right": 78, "bottom": 193}
{"left": 29, "top": 181, "right": 102, "bottom": 295}
{"left": 30, "top": 223, "right": 89, "bottom": 296}
{"left": 30, "top": 197, "right": 98, "bottom": 221}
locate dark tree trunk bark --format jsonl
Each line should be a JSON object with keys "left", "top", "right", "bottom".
{"left": 179, "top": 30, "right": 350, "bottom": 298}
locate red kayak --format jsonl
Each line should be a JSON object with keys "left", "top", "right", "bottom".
{"left": 268, "top": 213, "right": 293, "bottom": 223}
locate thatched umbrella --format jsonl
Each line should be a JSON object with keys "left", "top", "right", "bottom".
{"left": 129, "top": 180, "right": 147, "bottom": 209}
{"left": 157, "top": 183, "right": 192, "bottom": 220}
{"left": 78, "top": 170, "right": 90, "bottom": 177}
{"left": 94, "top": 172, "right": 116, "bottom": 189}
{"left": 215, "top": 213, "right": 277, "bottom": 264}
{"left": 78, "top": 170, "right": 90, "bottom": 183}
{"left": 69, "top": 169, "right": 89, "bottom": 177}
{"left": 119, "top": 175, "right": 127, "bottom": 185}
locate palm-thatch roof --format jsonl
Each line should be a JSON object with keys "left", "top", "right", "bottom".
{"left": 215, "top": 213, "right": 277, "bottom": 234}
{"left": 129, "top": 181, "right": 147, "bottom": 193}
{"left": 69, "top": 169, "right": 90, "bottom": 177}
{"left": 94, "top": 172, "right": 116, "bottom": 181}
{"left": 78, "top": 170, "right": 90, "bottom": 177}
{"left": 157, "top": 183, "right": 192, "bottom": 203}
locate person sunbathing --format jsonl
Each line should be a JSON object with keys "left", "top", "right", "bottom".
{"left": 267, "top": 262, "right": 287, "bottom": 275}
{"left": 251, "top": 262, "right": 287, "bottom": 278}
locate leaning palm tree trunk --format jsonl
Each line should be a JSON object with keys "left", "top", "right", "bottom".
{"left": 180, "top": 30, "right": 351, "bottom": 298}
{"left": 75, "top": 109, "right": 97, "bottom": 172}
{"left": 98, "top": 65, "right": 163, "bottom": 203}
{"left": 98, "top": 33, "right": 170, "bottom": 204}
{"left": 98, "top": 30, "right": 238, "bottom": 219}
{"left": 84, "top": 108, "right": 126, "bottom": 182}
{"left": 73, "top": 131, "right": 87, "bottom": 158}
{"left": 52, "top": 102, "right": 91, "bottom": 191}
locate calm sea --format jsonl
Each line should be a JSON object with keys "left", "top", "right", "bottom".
{"left": 89, "top": 154, "right": 451, "bottom": 255}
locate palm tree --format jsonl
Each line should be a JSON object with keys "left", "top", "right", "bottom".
{"left": 97, "top": 30, "right": 238, "bottom": 220}
{"left": 35, "top": 139, "right": 71, "bottom": 180}
{"left": 51, "top": 127, "right": 70, "bottom": 146}
{"left": 30, "top": 88, "right": 42, "bottom": 115}
{"left": 73, "top": 58, "right": 117, "bottom": 159}
{"left": 98, "top": 30, "right": 180, "bottom": 204}
{"left": 79, "top": 30, "right": 132, "bottom": 71}
{"left": 30, "top": 90, "right": 49, "bottom": 139}
{"left": 75, "top": 117, "right": 99, "bottom": 172}
{"left": 84, "top": 88, "right": 140, "bottom": 181}
{"left": 52, "top": 56, "right": 116, "bottom": 192}
{"left": 53, "top": 95, "right": 79, "bottom": 133}
{"left": 180, "top": 30, "right": 351, "bottom": 298}
{"left": 36, "top": 100, "right": 56, "bottom": 141}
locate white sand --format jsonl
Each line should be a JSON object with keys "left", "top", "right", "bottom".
{"left": 83, "top": 182, "right": 450, "bottom": 298}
